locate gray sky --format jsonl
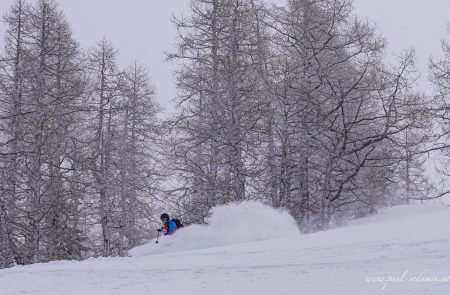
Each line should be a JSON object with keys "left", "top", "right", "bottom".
{"left": 0, "top": 0, "right": 448, "bottom": 115}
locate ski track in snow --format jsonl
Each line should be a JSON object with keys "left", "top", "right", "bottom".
{"left": 1, "top": 203, "right": 449, "bottom": 295}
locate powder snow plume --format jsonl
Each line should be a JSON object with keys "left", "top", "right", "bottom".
{"left": 130, "top": 201, "right": 300, "bottom": 256}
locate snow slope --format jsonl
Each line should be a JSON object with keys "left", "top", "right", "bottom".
{"left": 1, "top": 201, "right": 449, "bottom": 295}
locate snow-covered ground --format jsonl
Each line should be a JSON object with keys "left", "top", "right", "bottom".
{"left": 1, "top": 200, "right": 449, "bottom": 295}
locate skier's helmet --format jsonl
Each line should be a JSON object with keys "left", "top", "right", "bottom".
{"left": 160, "top": 213, "right": 170, "bottom": 222}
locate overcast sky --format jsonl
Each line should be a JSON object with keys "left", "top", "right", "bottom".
{"left": 0, "top": 0, "right": 448, "bottom": 115}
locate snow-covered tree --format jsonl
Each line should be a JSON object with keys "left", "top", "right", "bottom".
{"left": 429, "top": 25, "right": 450, "bottom": 198}
{"left": 0, "top": 0, "right": 86, "bottom": 265}
{"left": 167, "top": 0, "right": 270, "bottom": 222}
{"left": 84, "top": 39, "right": 124, "bottom": 256}
{"left": 257, "top": 0, "right": 419, "bottom": 229}
{"left": 115, "top": 63, "right": 161, "bottom": 256}
{"left": 0, "top": 0, "right": 29, "bottom": 268}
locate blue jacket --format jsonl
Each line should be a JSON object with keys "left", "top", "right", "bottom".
{"left": 163, "top": 220, "right": 177, "bottom": 235}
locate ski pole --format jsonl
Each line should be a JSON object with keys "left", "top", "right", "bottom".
{"left": 155, "top": 231, "right": 160, "bottom": 244}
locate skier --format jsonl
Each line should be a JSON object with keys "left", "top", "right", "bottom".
{"left": 157, "top": 213, "right": 177, "bottom": 235}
